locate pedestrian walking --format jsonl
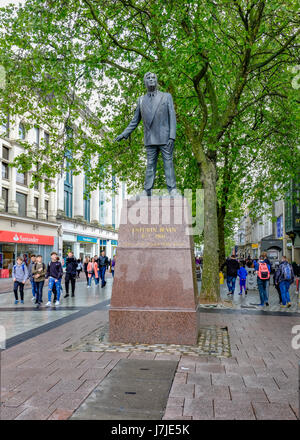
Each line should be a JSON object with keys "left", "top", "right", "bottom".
{"left": 12, "top": 256, "right": 28, "bottom": 304}
{"left": 64, "top": 251, "right": 77, "bottom": 298}
{"left": 46, "top": 252, "right": 63, "bottom": 307}
{"left": 32, "top": 255, "right": 46, "bottom": 307}
{"left": 274, "top": 256, "right": 294, "bottom": 308}
{"left": 262, "top": 251, "right": 272, "bottom": 297}
{"left": 87, "top": 257, "right": 99, "bottom": 287}
{"left": 254, "top": 255, "right": 271, "bottom": 307}
{"left": 237, "top": 262, "right": 248, "bottom": 295}
{"left": 76, "top": 259, "right": 82, "bottom": 278}
{"left": 27, "top": 254, "right": 37, "bottom": 302}
{"left": 274, "top": 265, "right": 282, "bottom": 304}
{"left": 83, "top": 256, "right": 90, "bottom": 285}
{"left": 220, "top": 255, "right": 240, "bottom": 296}
{"left": 111, "top": 255, "right": 116, "bottom": 278}
{"left": 97, "top": 250, "right": 109, "bottom": 288}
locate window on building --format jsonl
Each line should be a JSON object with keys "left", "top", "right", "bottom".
{"left": 99, "top": 190, "right": 105, "bottom": 225}
{"left": 1, "top": 146, "right": 9, "bottom": 180}
{"left": 2, "top": 187, "right": 8, "bottom": 212}
{"left": 34, "top": 197, "right": 39, "bottom": 219}
{"left": 44, "top": 131, "right": 49, "bottom": 146}
{"left": 2, "top": 162, "right": 8, "bottom": 180}
{"left": 34, "top": 127, "right": 40, "bottom": 146}
{"left": 64, "top": 150, "right": 73, "bottom": 218}
{"left": 2, "top": 146, "right": 9, "bottom": 160}
{"left": 0, "top": 114, "right": 8, "bottom": 135}
{"left": 16, "top": 192, "right": 27, "bottom": 217}
{"left": 19, "top": 123, "right": 25, "bottom": 140}
{"left": 45, "top": 199, "right": 49, "bottom": 220}
{"left": 16, "top": 171, "right": 27, "bottom": 186}
{"left": 112, "top": 175, "right": 116, "bottom": 229}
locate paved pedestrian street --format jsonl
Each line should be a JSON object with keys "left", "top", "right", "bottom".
{"left": 0, "top": 276, "right": 299, "bottom": 420}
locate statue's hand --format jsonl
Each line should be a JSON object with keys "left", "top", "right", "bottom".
{"left": 167, "top": 138, "right": 174, "bottom": 149}
{"left": 114, "top": 134, "right": 125, "bottom": 142}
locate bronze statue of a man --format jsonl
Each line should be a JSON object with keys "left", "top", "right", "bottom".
{"left": 115, "top": 72, "right": 179, "bottom": 196}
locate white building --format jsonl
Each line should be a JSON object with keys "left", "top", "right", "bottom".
{"left": 0, "top": 114, "right": 126, "bottom": 275}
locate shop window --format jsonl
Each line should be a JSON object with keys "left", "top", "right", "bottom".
{"left": 19, "top": 123, "right": 25, "bottom": 140}
{"left": 34, "top": 197, "right": 39, "bottom": 218}
{"left": 2, "top": 187, "right": 8, "bottom": 212}
{"left": 16, "top": 192, "right": 27, "bottom": 217}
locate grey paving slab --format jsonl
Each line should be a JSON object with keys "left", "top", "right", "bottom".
{"left": 70, "top": 359, "right": 178, "bottom": 420}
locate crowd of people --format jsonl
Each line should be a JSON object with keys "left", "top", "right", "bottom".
{"left": 12, "top": 250, "right": 117, "bottom": 308}
{"left": 220, "top": 252, "right": 299, "bottom": 308}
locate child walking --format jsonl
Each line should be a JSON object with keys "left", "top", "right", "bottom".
{"left": 12, "top": 256, "right": 28, "bottom": 304}
{"left": 237, "top": 263, "right": 248, "bottom": 295}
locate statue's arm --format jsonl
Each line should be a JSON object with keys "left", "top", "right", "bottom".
{"left": 114, "top": 98, "right": 141, "bottom": 142}
{"left": 168, "top": 93, "right": 176, "bottom": 140}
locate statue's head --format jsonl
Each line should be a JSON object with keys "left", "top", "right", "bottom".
{"left": 143, "top": 72, "right": 157, "bottom": 91}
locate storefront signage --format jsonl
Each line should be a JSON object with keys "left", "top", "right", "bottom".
{"left": 77, "top": 235, "right": 97, "bottom": 244}
{"left": 251, "top": 243, "right": 258, "bottom": 249}
{"left": 111, "top": 240, "right": 118, "bottom": 245}
{"left": 0, "top": 231, "right": 54, "bottom": 245}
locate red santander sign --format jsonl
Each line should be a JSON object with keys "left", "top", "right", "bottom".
{"left": 0, "top": 230, "right": 54, "bottom": 245}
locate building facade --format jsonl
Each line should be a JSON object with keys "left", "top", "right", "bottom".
{"left": 0, "top": 115, "right": 126, "bottom": 276}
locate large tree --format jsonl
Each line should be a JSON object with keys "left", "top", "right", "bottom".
{"left": 0, "top": 0, "right": 299, "bottom": 302}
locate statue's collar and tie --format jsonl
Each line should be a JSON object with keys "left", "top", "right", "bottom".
{"left": 147, "top": 90, "right": 157, "bottom": 98}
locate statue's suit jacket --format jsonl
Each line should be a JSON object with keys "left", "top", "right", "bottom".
{"left": 121, "top": 91, "right": 176, "bottom": 146}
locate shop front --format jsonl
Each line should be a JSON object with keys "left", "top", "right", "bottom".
{"left": 0, "top": 230, "right": 55, "bottom": 277}
{"left": 77, "top": 235, "right": 98, "bottom": 259}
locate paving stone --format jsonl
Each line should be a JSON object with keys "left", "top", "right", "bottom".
{"left": 48, "top": 409, "right": 74, "bottom": 420}
{"left": 0, "top": 405, "right": 26, "bottom": 420}
{"left": 15, "top": 407, "right": 54, "bottom": 420}
{"left": 214, "top": 400, "right": 256, "bottom": 420}
{"left": 183, "top": 398, "right": 214, "bottom": 419}
{"left": 169, "top": 383, "right": 195, "bottom": 399}
{"left": 162, "top": 407, "right": 183, "bottom": 418}
{"left": 230, "top": 388, "right": 268, "bottom": 403}
{"left": 243, "top": 375, "right": 279, "bottom": 390}
{"left": 186, "top": 373, "right": 211, "bottom": 386}
{"left": 225, "top": 365, "right": 256, "bottom": 376}
{"left": 49, "top": 392, "right": 88, "bottom": 412}
{"left": 211, "top": 373, "right": 245, "bottom": 389}
{"left": 165, "top": 397, "right": 184, "bottom": 408}
{"left": 195, "top": 384, "right": 230, "bottom": 400}
{"left": 195, "top": 364, "right": 225, "bottom": 374}
{"left": 252, "top": 402, "right": 297, "bottom": 420}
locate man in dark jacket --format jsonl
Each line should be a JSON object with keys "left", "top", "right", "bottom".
{"left": 97, "top": 250, "right": 109, "bottom": 288}
{"left": 220, "top": 255, "right": 240, "bottom": 296}
{"left": 46, "top": 252, "right": 63, "bottom": 307}
{"left": 64, "top": 251, "right": 78, "bottom": 298}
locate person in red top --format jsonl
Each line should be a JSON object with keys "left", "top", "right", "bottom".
{"left": 87, "top": 257, "right": 99, "bottom": 288}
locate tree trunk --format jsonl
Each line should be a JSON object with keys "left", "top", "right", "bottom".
{"left": 218, "top": 204, "right": 226, "bottom": 268}
{"left": 199, "top": 159, "right": 220, "bottom": 303}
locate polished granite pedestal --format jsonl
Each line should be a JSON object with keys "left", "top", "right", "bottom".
{"left": 109, "top": 196, "right": 200, "bottom": 345}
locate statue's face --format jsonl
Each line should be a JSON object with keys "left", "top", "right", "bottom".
{"left": 144, "top": 73, "right": 157, "bottom": 90}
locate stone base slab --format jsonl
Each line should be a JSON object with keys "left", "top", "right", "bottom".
{"left": 109, "top": 306, "right": 200, "bottom": 346}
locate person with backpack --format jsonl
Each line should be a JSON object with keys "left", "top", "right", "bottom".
{"left": 27, "top": 254, "right": 37, "bottom": 302}
{"left": 274, "top": 256, "right": 294, "bottom": 308}
{"left": 220, "top": 255, "right": 240, "bottom": 296}
{"left": 237, "top": 262, "right": 248, "bottom": 295}
{"left": 32, "top": 255, "right": 46, "bottom": 307}
{"left": 45, "top": 252, "right": 63, "bottom": 307}
{"left": 254, "top": 255, "right": 271, "bottom": 306}
{"left": 97, "top": 250, "right": 109, "bottom": 288}
{"left": 12, "top": 256, "right": 28, "bottom": 304}
{"left": 64, "top": 251, "right": 77, "bottom": 298}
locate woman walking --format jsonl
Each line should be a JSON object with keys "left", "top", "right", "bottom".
{"left": 87, "top": 257, "right": 99, "bottom": 288}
